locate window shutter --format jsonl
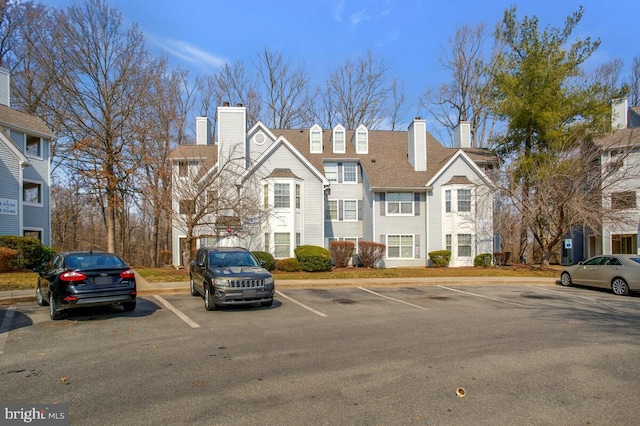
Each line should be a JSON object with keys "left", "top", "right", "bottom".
{"left": 357, "top": 164, "right": 362, "bottom": 183}
{"left": 380, "top": 235, "right": 385, "bottom": 245}
{"left": 380, "top": 193, "right": 386, "bottom": 216}
{"left": 338, "top": 163, "right": 343, "bottom": 183}
{"left": 414, "top": 193, "right": 420, "bottom": 216}
{"left": 357, "top": 200, "right": 362, "bottom": 220}
{"left": 415, "top": 235, "right": 420, "bottom": 258}
{"left": 339, "top": 200, "right": 344, "bottom": 221}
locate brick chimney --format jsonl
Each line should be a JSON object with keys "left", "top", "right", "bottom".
{"left": 408, "top": 117, "right": 427, "bottom": 171}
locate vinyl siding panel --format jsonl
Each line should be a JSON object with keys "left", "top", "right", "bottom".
{"left": 261, "top": 144, "right": 325, "bottom": 246}
{"left": 0, "top": 141, "right": 20, "bottom": 236}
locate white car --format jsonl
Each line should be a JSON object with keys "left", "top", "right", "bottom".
{"left": 560, "top": 254, "right": 640, "bottom": 296}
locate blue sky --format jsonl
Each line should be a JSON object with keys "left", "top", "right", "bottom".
{"left": 42, "top": 0, "right": 640, "bottom": 124}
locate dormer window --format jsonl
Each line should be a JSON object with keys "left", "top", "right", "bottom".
{"left": 355, "top": 124, "right": 368, "bottom": 154}
{"left": 333, "top": 124, "right": 345, "bottom": 153}
{"left": 310, "top": 124, "right": 322, "bottom": 153}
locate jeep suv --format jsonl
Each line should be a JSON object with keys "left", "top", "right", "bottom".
{"left": 189, "top": 247, "right": 275, "bottom": 311}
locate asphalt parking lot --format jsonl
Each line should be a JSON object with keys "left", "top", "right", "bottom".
{"left": 2, "top": 283, "right": 640, "bottom": 425}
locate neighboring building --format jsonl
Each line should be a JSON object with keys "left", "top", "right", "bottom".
{"left": 580, "top": 99, "right": 640, "bottom": 259}
{"left": 170, "top": 104, "right": 498, "bottom": 267}
{"left": 0, "top": 68, "right": 54, "bottom": 246}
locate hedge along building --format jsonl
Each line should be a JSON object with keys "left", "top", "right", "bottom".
{"left": 170, "top": 103, "right": 498, "bottom": 267}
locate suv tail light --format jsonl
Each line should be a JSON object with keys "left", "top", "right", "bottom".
{"left": 120, "top": 269, "right": 135, "bottom": 279}
{"left": 61, "top": 271, "right": 87, "bottom": 282}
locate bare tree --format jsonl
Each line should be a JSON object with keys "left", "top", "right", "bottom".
{"left": 47, "top": 0, "right": 154, "bottom": 254}
{"left": 255, "top": 47, "right": 314, "bottom": 129}
{"left": 421, "top": 23, "right": 501, "bottom": 147}
{"left": 324, "top": 50, "right": 392, "bottom": 130}
{"left": 132, "top": 59, "right": 196, "bottom": 266}
{"left": 592, "top": 58, "right": 625, "bottom": 104}
{"left": 205, "top": 60, "right": 261, "bottom": 128}
{"left": 171, "top": 146, "right": 266, "bottom": 265}
{"left": 388, "top": 77, "right": 408, "bottom": 131}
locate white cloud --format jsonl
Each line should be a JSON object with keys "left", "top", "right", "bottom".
{"left": 334, "top": 0, "right": 345, "bottom": 21}
{"left": 147, "top": 34, "right": 226, "bottom": 69}
{"left": 350, "top": 9, "right": 369, "bottom": 26}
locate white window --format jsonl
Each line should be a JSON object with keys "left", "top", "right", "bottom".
{"left": 206, "top": 190, "right": 218, "bottom": 213}
{"left": 263, "top": 184, "right": 269, "bottom": 208}
{"left": 343, "top": 163, "right": 357, "bottom": 183}
{"left": 386, "top": 192, "right": 413, "bottom": 215}
{"left": 295, "top": 184, "right": 301, "bottom": 209}
{"left": 324, "top": 162, "right": 338, "bottom": 182}
{"left": 457, "top": 189, "right": 471, "bottom": 212}
{"left": 274, "top": 183, "right": 290, "bottom": 208}
{"left": 178, "top": 161, "right": 188, "bottom": 177}
{"left": 355, "top": 125, "right": 368, "bottom": 154}
{"left": 23, "top": 228, "right": 43, "bottom": 243}
{"left": 446, "top": 234, "right": 452, "bottom": 252}
{"left": 457, "top": 234, "right": 472, "bottom": 257}
{"left": 445, "top": 190, "right": 451, "bottom": 213}
{"left": 179, "top": 199, "right": 195, "bottom": 215}
{"left": 326, "top": 200, "right": 338, "bottom": 220}
{"left": 264, "top": 233, "right": 270, "bottom": 252}
{"left": 26, "top": 136, "right": 41, "bottom": 157}
{"left": 310, "top": 125, "right": 322, "bottom": 153}
{"left": 343, "top": 237, "right": 359, "bottom": 254}
{"left": 333, "top": 125, "right": 345, "bottom": 153}
{"left": 296, "top": 233, "right": 301, "bottom": 248}
{"left": 274, "top": 233, "right": 290, "bottom": 258}
{"left": 23, "top": 181, "right": 42, "bottom": 205}
{"left": 387, "top": 235, "right": 414, "bottom": 258}
{"left": 343, "top": 200, "right": 357, "bottom": 221}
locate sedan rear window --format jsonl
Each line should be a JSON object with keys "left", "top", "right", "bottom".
{"left": 67, "top": 254, "right": 126, "bottom": 269}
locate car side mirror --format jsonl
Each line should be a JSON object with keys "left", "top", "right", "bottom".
{"left": 259, "top": 261, "right": 266, "bottom": 267}
{"left": 197, "top": 261, "right": 204, "bottom": 267}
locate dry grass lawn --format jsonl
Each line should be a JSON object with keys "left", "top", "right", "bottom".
{"left": 1, "top": 264, "right": 561, "bottom": 291}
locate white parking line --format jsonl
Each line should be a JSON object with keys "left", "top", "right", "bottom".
{"left": 525, "top": 284, "right": 597, "bottom": 301}
{"left": 438, "top": 285, "right": 525, "bottom": 307}
{"left": 276, "top": 290, "right": 327, "bottom": 317}
{"left": 358, "top": 287, "right": 430, "bottom": 311}
{"left": 154, "top": 295, "right": 200, "bottom": 328}
{"left": 0, "top": 305, "right": 16, "bottom": 355}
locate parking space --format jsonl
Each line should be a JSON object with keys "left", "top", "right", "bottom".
{"left": 3, "top": 284, "right": 640, "bottom": 333}
{"left": 2, "top": 283, "right": 640, "bottom": 425}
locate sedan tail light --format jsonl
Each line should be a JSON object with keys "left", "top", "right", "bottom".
{"left": 61, "top": 271, "right": 87, "bottom": 282}
{"left": 120, "top": 269, "right": 135, "bottom": 279}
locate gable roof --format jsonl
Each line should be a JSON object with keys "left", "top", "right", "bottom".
{"left": 0, "top": 127, "right": 29, "bottom": 166}
{"left": 0, "top": 105, "right": 53, "bottom": 138}
{"left": 273, "top": 128, "right": 495, "bottom": 190}
{"left": 594, "top": 127, "right": 640, "bottom": 150}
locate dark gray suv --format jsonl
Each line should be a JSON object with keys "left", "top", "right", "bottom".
{"left": 189, "top": 247, "right": 275, "bottom": 311}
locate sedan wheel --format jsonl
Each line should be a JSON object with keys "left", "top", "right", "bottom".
{"left": 560, "top": 272, "right": 572, "bottom": 287}
{"left": 49, "top": 293, "right": 62, "bottom": 320}
{"left": 611, "top": 278, "right": 630, "bottom": 296}
{"left": 189, "top": 276, "right": 198, "bottom": 296}
{"left": 36, "top": 284, "right": 48, "bottom": 306}
{"left": 204, "top": 285, "right": 217, "bottom": 311}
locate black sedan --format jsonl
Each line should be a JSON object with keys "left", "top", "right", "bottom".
{"left": 35, "top": 251, "right": 137, "bottom": 320}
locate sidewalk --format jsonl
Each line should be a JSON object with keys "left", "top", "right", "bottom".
{"left": 1, "top": 273, "right": 558, "bottom": 305}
